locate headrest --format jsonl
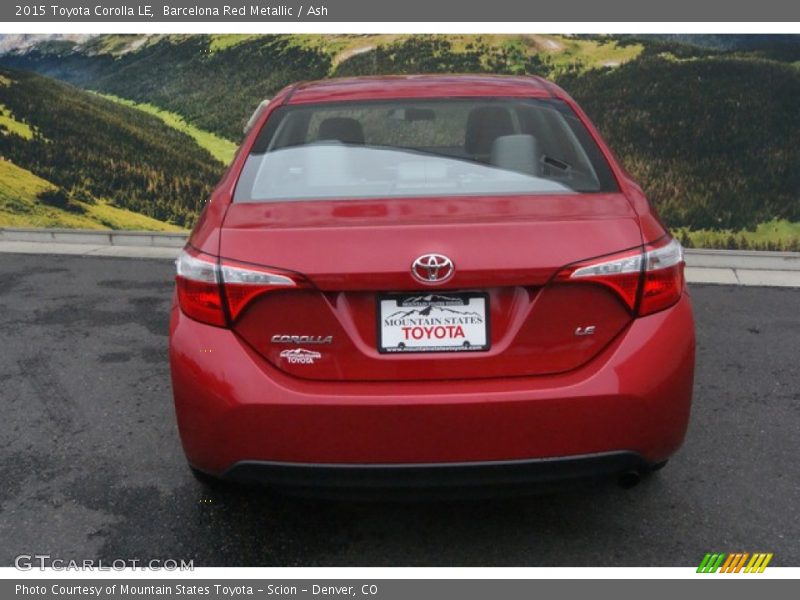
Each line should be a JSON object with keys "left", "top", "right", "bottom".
{"left": 317, "top": 117, "right": 365, "bottom": 145}
{"left": 490, "top": 134, "right": 542, "bottom": 177}
{"left": 464, "top": 106, "right": 515, "bottom": 155}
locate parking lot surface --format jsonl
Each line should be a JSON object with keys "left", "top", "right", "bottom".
{"left": 1, "top": 254, "right": 798, "bottom": 566}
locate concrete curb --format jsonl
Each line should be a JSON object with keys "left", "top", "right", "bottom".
{"left": 2, "top": 227, "right": 800, "bottom": 287}
{"left": 684, "top": 247, "right": 800, "bottom": 270}
{"left": 0, "top": 227, "right": 187, "bottom": 248}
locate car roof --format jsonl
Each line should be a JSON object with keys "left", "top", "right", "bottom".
{"left": 286, "top": 74, "right": 562, "bottom": 104}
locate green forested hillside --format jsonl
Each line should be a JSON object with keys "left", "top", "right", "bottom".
{"left": 0, "top": 68, "right": 223, "bottom": 227}
{"left": 562, "top": 56, "right": 800, "bottom": 232}
{"left": 0, "top": 34, "right": 640, "bottom": 141}
{"left": 1, "top": 35, "right": 332, "bottom": 141}
{"left": 95, "top": 92, "right": 237, "bottom": 164}
{"left": 331, "top": 36, "right": 555, "bottom": 78}
{"left": 0, "top": 158, "right": 185, "bottom": 231}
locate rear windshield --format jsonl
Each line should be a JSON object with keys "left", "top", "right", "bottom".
{"left": 233, "top": 98, "right": 618, "bottom": 203}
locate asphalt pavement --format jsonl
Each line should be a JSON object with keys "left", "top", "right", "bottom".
{"left": 1, "top": 253, "right": 798, "bottom": 567}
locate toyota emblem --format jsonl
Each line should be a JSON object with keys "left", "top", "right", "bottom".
{"left": 411, "top": 254, "right": 454, "bottom": 284}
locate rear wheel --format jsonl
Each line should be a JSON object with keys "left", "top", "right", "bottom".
{"left": 189, "top": 466, "right": 229, "bottom": 490}
{"left": 650, "top": 460, "right": 669, "bottom": 472}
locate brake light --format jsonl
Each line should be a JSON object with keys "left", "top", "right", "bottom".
{"left": 176, "top": 248, "right": 226, "bottom": 327}
{"left": 638, "top": 238, "right": 685, "bottom": 316}
{"left": 556, "top": 237, "right": 685, "bottom": 316}
{"left": 220, "top": 258, "right": 297, "bottom": 321}
{"left": 175, "top": 248, "right": 302, "bottom": 326}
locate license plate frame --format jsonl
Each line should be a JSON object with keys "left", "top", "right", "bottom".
{"left": 377, "top": 292, "right": 490, "bottom": 354}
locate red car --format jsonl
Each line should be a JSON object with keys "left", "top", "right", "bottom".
{"left": 169, "top": 74, "right": 695, "bottom": 494}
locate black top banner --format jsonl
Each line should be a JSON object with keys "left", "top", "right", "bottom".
{"left": 4, "top": 0, "right": 800, "bottom": 22}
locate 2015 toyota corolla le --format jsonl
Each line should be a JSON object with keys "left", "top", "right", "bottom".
{"left": 169, "top": 74, "right": 695, "bottom": 494}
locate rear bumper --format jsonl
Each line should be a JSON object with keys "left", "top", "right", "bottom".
{"left": 170, "top": 293, "right": 695, "bottom": 478}
{"left": 220, "top": 451, "right": 648, "bottom": 494}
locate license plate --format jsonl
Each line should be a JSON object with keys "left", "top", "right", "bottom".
{"left": 378, "top": 292, "right": 489, "bottom": 353}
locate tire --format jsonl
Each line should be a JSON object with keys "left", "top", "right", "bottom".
{"left": 650, "top": 460, "right": 669, "bottom": 472}
{"left": 189, "top": 466, "right": 230, "bottom": 490}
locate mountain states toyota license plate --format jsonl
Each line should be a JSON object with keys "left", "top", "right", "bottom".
{"left": 378, "top": 293, "right": 489, "bottom": 353}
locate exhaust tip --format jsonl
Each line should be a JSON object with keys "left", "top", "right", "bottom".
{"left": 618, "top": 470, "right": 642, "bottom": 489}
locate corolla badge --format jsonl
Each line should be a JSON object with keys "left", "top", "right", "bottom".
{"left": 271, "top": 334, "right": 333, "bottom": 344}
{"left": 411, "top": 254, "right": 454, "bottom": 284}
{"left": 279, "top": 348, "right": 322, "bottom": 365}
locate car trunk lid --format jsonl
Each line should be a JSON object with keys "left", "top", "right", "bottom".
{"left": 220, "top": 194, "right": 642, "bottom": 381}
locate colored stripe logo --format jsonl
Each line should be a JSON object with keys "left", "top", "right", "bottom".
{"left": 697, "top": 553, "right": 773, "bottom": 573}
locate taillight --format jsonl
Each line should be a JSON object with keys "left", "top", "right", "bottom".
{"left": 556, "top": 237, "right": 685, "bottom": 317}
{"left": 176, "top": 248, "right": 226, "bottom": 327}
{"left": 219, "top": 258, "right": 297, "bottom": 321}
{"left": 638, "top": 238, "right": 685, "bottom": 316}
{"left": 175, "top": 248, "right": 302, "bottom": 327}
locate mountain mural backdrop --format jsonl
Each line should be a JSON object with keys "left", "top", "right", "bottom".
{"left": 1, "top": 34, "right": 798, "bottom": 249}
